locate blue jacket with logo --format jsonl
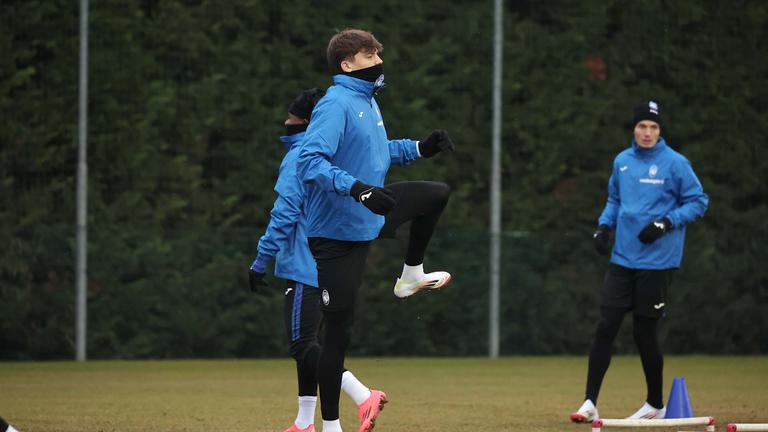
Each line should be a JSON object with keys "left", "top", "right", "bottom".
{"left": 296, "top": 74, "right": 420, "bottom": 241}
{"left": 598, "top": 138, "right": 709, "bottom": 269}
{"left": 256, "top": 132, "right": 317, "bottom": 287}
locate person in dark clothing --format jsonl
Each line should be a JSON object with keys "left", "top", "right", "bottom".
{"left": 571, "top": 101, "right": 708, "bottom": 422}
{"left": 249, "top": 88, "right": 378, "bottom": 432}
{"left": 296, "top": 28, "right": 455, "bottom": 432}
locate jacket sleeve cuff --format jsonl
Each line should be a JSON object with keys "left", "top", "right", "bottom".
{"left": 333, "top": 171, "right": 358, "bottom": 196}
{"left": 597, "top": 218, "right": 613, "bottom": 230}
{"left": 663, "top": 216, "right": 675, "bottom": 229}
{"left": 409, "top": 139, "right": 421, "bottom": 160}
{"left": 250, "top": 255, "right": 271, "bottom": 273}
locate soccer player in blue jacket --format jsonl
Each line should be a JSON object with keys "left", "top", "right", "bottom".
{"left": 571, "top": 101, "right": 709, "bottom": 423}
{"left": 249, "top": 88, "right": 380, "bottom": 432}
{"left": 296, "top": 29, "right": 455, "bottom": 432}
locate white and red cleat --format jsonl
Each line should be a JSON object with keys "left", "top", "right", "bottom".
{"left": 570, "top": 399, "right": 600, "bottom": 423}
{"left": 393, "top": 271, "right": 452, "bottom": 298}
{"left": 627, "top": 402, "right": 666, "bottom": 419}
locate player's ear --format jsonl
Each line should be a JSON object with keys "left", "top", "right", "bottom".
{"left": 340, "top": 54, "right": 357, "bottom": 73}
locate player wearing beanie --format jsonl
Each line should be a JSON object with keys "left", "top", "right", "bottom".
{"left": 571, "top": 100, "right": 708, "bottom": 422}
{"left": 249, "top": 88, "right": 379, "bottom": 432}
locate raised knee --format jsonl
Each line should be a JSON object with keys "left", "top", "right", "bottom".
{"left": 432, "top": 181, "right": 451, "bottom": 206}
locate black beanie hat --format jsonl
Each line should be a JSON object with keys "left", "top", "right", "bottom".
{"left": 288, "top": 88, "right": 325, "bottom": 121}
{"left": 633, "top": 100, "right": 662, "bottom": 128}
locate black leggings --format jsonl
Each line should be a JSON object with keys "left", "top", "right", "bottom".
{"left": 317, "top": 309, "right": 354, "bottom": 420}
{"left": 284, "top": 282, "right": 323, "bottom": 397}
{"left": 283, "top": 281, "right": 354, "bottom": 401}
{"left": 309, "top": 238, "right": 369, "bottom": 420}
{"left": 586, "top": 306, "right": 664, "bottom": 408}
{"left": 379, "top": 181, "right": 450, "bottom": 265}
{"left": 311, "top": 180, "right": 450, "bottom": 420}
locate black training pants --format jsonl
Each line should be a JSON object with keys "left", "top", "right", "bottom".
{"left": 309, "top": 180, "right": 450, "bottom": 421}
{"left": 379, "top": 181, "right": 451, "bottom": 265}
{"left": 308, "top": 238, "right": 370, "bottom": 421}
{"left": 585, "top": 266, "right": 674, "bottom": 408}
{"left": 283, "top": 281, "right": 322, "bottom": 397}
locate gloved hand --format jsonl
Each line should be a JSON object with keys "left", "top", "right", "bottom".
{"left": 638, "top": 217, "right": 672, "bottom": 244}
{"left": 418, "top": 129, "right": 455, "bottom": 158}
{"left": 592, "top": 224, "right": 612, "bottom": 256}
{"left": 248, "top": 257, "right": 269, "bottom": 292}
{"left": 350, "top": 181, "right": 396, "bottom": 215}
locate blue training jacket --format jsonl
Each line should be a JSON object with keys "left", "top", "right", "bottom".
{"left": 296, "top": 74, "right": 420, "bottom": 241}
{"left": 598, "top": 137, "right": 709, "bottom": 269}
{"left": 255, "top": 132, "right": 317, "bottom": 287}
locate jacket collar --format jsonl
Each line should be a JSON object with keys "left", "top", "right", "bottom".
{"left": 280, "top": 131, "right": 305, "bottom": 151}
{"left": 632, "top": 137, "right": 667, "bottom": 158}
{"left": 333, "top": 74, "right": 377, "bottom": 98}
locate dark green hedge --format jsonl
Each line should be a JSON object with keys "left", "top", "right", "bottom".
{"left": 1, "top": 0, "right": 765, "bottom": 359}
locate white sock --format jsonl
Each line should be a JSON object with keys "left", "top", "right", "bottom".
{"left": 7, "top": 426, "right": 19, "bottom": 432}
{"left": 322, "top": 419, "right": 342, "bottom": 432}
{"left": 294, "top": 395, "right": 316, "bottom": 429}
{"left": 341, "top": 370, "right": 371, "bottom": 405}
{"left": 401, "top": 263, "right": 424, "bottom": 281}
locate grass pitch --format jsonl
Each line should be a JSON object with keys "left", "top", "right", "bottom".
{"left": 1, "top": 356, "right": 765, "bottom": 431}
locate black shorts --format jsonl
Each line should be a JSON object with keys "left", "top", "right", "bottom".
{"left": 308, "top": 237, "right": 371, "bottom": 312}
{"left": 283, "top": 280, "right": 322, "bottom": 346}
{"left": 600, "top": 263, "right": 675, "bottom": 318}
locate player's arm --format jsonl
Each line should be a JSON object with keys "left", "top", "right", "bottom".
{"left": 297, "top": 99, "right": 397, "bottom": 215}
{"left": 296, "top": 100, "right": 357, "bottom": 196}
{"left": 250, "top": 169, "right": 304, "bottom": 290}
{"left": 664, "top": 159, "right": 709, "bottom": 228}
{"left": 593, "top": 161, "right": 620, "bottom": 255}
{"left": 388, "top": 138, "right": 420, "bottom": 166}
{"left": 252, "top": 193, "right": 301, "bottom": 269}
{"left": 598, "top": 161, "right": 621, "bottom": 229}
{"left": 639, "top": 158, "right": 708, "bottom": 245}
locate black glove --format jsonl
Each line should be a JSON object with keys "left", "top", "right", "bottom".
{"left": 592, "top": 224, "right": 612, "bottom": 256}
{"left": 248, "top": 256, "right": 269, "bottom": 292}
{"left": 350, "top": 181, "right": 396, "bottom": 215}
{"left": 248, "top": 269, "right": 268, "bottom": 292}
{"left": 638, "top": 217, "right": 672, "bottom": 244}
{"left": 418, "top": 129, "right": 455, "bottom": 158}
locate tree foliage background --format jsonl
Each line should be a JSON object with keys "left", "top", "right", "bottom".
{"left": 1, "top": 0, "right": 766, "bottom": 359}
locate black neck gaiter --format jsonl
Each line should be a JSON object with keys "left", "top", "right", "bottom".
{"left": 285, "top": 123, "right": 307, "bottom": 136}
{"left": 344, "top": 63, "right": 384, "bottom": 82}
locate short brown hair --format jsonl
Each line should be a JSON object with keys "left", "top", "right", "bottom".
{"left": 326, "top": 29, "right": 384, "bottom": 75}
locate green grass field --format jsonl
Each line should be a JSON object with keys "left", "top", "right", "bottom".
{"left": 1, "top": 356, "right": 765, "bottom": 431}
